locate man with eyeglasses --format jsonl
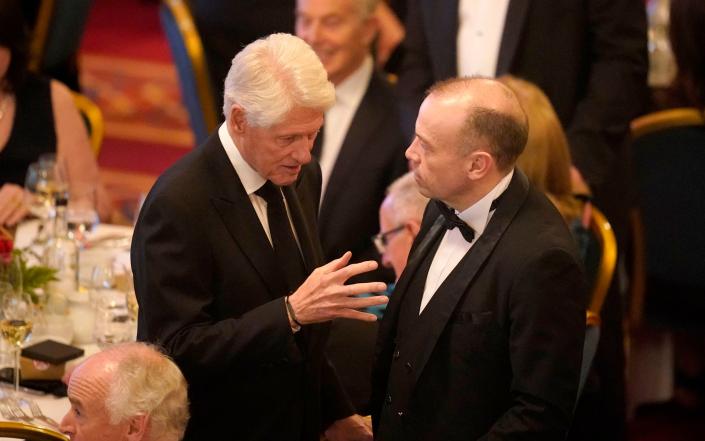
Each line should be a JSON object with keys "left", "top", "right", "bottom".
{"left": 375, "top": 172, "right": 429, "bottom": 281}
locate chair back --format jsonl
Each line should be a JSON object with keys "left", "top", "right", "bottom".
{"left": 630, "top": 107, "right": 705, "bottom": 327}
{"left": 159, "top": 0, "right": 218, "bottom": 143}
{"left": 71, "top": 92, "right": 104, "bottom": 157}
{"left": 574, "top": 205, "right": 617, "bottom": 399}
{"left": 29, "top": 0, "right": 92, "bottom": 73}
{"left": 0, "top": 421, "right": 68, "bottom": 440}
{"left": 585, "top": 206, "right": 618, "bottom": 327}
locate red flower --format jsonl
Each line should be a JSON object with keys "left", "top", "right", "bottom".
{"left": 0, "top": 237, "right": 13, "bottom": 264}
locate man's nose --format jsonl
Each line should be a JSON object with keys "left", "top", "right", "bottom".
{"left": 292, "top": 141, "right": 312, "bottom": 164}
{"left": 405, "top": 142, "right": 418, "bottom": 163}
{"left": 59, "top": 413, "right": 73, "bottom": 435}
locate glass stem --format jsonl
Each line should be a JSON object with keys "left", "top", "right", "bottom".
{"left": 13, "top": 346, "right": 20, "bottom": 393}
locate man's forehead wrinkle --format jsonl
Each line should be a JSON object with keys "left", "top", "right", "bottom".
{"left": 68, "top": 357, "right": 119, "bottom": 401}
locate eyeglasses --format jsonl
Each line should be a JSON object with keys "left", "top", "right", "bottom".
{"left": 372, "top": 225, "right": 406, "bottom": 254}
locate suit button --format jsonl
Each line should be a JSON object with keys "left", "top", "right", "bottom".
{"left": 386, "top": 394, "right": 392, "bottom": 404}
{"left": 393, "top": 350, "right": 400, "bottom": 360}
{"left": 405, "top": 362, "right": 412, "bottom": 372}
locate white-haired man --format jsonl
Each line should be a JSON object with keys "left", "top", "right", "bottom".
{"left": 295, "top": 0, "right": 407, "bottom": 284}
{"left": 376, "top": 172, "right": 429, "bottom": 280}
{"left": 131, "top": 34, "right": 387, "bottom": 440}
{"left": 60, "top": 342, "right": 189, "bottom": 441}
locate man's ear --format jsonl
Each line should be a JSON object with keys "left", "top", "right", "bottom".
{"left": 228, "top": 105, "right": 247, "bottom": 135}
{"left": 407, "top": 219, "right": 422, "bottom": 238}
{"left": 125, "top": 414, "right": 149, "bottom": 441}
{"left": 466, "top": 150, "right": 493, "bottom": 180}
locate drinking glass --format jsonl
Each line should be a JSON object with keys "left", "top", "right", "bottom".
{"left": 26, "top": 158, "right": 69, "bottom": 244}
{"left": 67, "top": 188, "right": 100, "bottom": 290}
{"left": 0, "top": 282, "right": 33, "bottom": 393}
{"left": 91, "top": 264, "right": 130, "bottom": 347}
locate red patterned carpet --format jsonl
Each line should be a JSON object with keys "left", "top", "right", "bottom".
{"left": 78, "top": 0, "right": 193, "bottom": 207}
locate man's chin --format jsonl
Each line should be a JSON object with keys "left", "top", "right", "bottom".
{"left": 271, "top": 170, "right": 301, "bottom": 186}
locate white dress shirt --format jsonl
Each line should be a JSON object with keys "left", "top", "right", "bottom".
{"left": 419, "top": 170, "right": 514, "bottom": 313}
{"left": 456, "top": 0, "right": 510, "bottom": 77}
{"left": 218, "top": 123, "right": 300, "bottom": 247}
{"left": 319, "top": 55, "right": 374, "bottom": 197}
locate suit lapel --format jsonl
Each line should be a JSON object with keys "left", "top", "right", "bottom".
{"left": 204, "top": 136, "right": 289, "bottom": 299}
{"left": 423, "top": 0, "right": 459, "bottom": 78}
{"left": 496, "top": 0, "right": 531, "bottom": 75}
{"left": 319, "top": 74, "right": 384, "bottom": 227}
{"left": 403, "top": 171, "right": 531, "bottom": 386}
{"left": 377, "top": 215, "right": 446, "bottom": 353}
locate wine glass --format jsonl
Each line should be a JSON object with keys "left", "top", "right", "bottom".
{"left": 0, "top": 282, "right": 33, "bottom": 393}
{"left": 91, "top": 263, "right": 131, "bottom": 347}
{"left": 67, "top": 188, "right": 99, "bottom": 290}
{"left": 27, "top": 159, "right": 69, "bottom": 243}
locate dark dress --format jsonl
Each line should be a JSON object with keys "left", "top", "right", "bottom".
{"left": 0, "top": 75, "right": 57, "bottom": 187}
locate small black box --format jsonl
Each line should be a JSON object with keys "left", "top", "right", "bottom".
{"left": 21, "top": 339, "right": 85, "bottom": 365}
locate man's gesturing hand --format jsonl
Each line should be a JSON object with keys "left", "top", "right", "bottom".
{"left": 288, "top": 252, "right": 389, "bottom": 324}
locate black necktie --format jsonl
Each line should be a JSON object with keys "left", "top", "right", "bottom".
{"left": 435, "top": 200, "right": 476, "bottom": 243}
{"left": 256, "top": 181, "right": 307, "bottom": 292}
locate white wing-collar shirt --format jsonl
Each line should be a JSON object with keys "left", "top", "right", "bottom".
{"left": 420, "top": 169, "right": 514, "bottom": 313}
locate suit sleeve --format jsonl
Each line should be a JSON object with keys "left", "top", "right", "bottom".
{"left": 132, "top": 192, "right": 295, "bottom": 379}
{"left": 566, "top": 0, "right": 648, "bottom": 186}
{"left": 480, "top": 247, "right": 586, "bottom": 441}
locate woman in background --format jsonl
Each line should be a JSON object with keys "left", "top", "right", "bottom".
{"left": 499, "top": 75, "right": 585, "bottom": 223}
{"left": 0, "top": 0, "right": 110, "bottom": 226}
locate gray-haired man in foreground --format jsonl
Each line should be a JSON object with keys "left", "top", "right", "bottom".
{"left": 60, "top": 342, "right": 189, "bottom": 441}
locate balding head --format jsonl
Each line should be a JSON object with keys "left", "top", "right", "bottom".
{"left": 406, "top": 77, "right": 528, "bottom": 210}
{"left": 61, "top": 343, "right": 189, "bottom": 441}
{"left": 427, "top": 77, "right": 529, "bottom": 171}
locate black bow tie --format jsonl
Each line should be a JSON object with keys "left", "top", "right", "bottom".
{"left": 434, "top": 194, "right": 505, "bottom": 243}
{"left": 435, "top": 200, "right": 476, "bottom": 243}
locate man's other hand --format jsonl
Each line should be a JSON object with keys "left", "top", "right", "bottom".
{"left": 324, "top": 414, "right": 373, "bottom": 441}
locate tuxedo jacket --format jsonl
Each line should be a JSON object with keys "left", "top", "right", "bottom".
{"left": 371, "top": 171, "right": 587, "bottom": 440}
{"left": 397, "top": 0, "right": 648, "bottom": 192}
{"left": 317, "top": 71, "right": 407, "bottom": 279}
{"left": 131, "top": 134, "right": 353, "bottom": 441}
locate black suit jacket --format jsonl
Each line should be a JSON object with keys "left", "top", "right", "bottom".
{"left": 317, "top": 71, "right": 408, "bottom": 277}
{"left": 397, "top": 0, "right": 647, "bottom": 202}
{"left": 371, "top": 171, "right": 587, "bottom": 440}
{"left": 131, "top": 134, "right": 353, "bottom": 440}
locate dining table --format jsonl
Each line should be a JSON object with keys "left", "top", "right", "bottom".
{"left": 1, "top": 220, "right": 134, "bottom": 438}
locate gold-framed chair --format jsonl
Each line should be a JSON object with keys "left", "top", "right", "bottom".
{"left": 28, "top": 0, "right": 92, "bottom": 75}
{"left": 628, "top": 107, "right": 705, "bottom": 328}
{"left": 71, "top": 92, "right": 104, "bottom": 157}
{"left": 586, "top": 205, "right": 618, "bottom": 327}
{"left": 575, "top": 205, "right": 617, "bottom": 399}
{"left": 159, "top": 0, "right": 218, "bottom": 143}
{"left": 0, "top": 421, "right": 67, "bottom": 441}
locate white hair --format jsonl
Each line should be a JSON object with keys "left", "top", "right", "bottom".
{"left": 222, "top": 33, "right": 335, "bottom": 127}
{"left": 385, "top": 172, "right": 429, "bottom": 226}
{"left": 104, "top": 343, "right": 189, "bottom": 441}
